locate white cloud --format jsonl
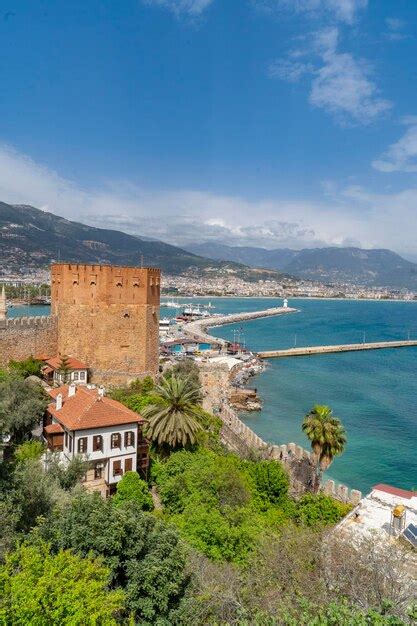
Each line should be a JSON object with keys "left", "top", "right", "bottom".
{"left": 255, "top": 0, "right": 367, "bottom": 24}
{"left": 384, "top": 17, "right": 407, "bottom": 41}
{"left": 2, "top": 143, "right": 417, "bottom": 255}
{"left": 310, "top": 28, "right": 392, "bottom": 124}
{"left": 270, "top": 28, "right": 391, "bottom": 125}
{"left": 143, "top": 0, "right": 214, "bottom": 16}
{"left": 372, "top": 117, "right": 417, "bottom": 172}
{"left": 268, "top": 58, "right": 314, "bottom": 82}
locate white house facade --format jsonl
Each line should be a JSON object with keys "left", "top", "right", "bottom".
{"left": 43, "top": 383, "right": 149, "bottom": 497}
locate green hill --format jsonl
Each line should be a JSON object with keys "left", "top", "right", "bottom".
{"left": 0, "top": 202, "right": 282, "bottom": 281}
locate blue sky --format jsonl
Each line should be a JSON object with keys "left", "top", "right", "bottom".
{"left": 1, "top": 0, "right": 417, "bottom": 256}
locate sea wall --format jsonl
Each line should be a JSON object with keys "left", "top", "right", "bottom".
{"left": 0, "top": 316, "right": 58, "bottom": 365}
{"left": 219, "top": 403, "right": 362, "bottom": 503}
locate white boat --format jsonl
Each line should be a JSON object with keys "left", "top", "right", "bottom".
{"left": 163, "top": 300, "right": 181, "bottom": 308}
{"left": 177, "top": 304, "right": 212, "bottom": 320}
{"left": 159, "top": 318, "right": 172, "bottom": 334}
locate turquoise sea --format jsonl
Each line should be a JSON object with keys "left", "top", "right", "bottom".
{"left": 13, "top": 298, "right": 417, "bottom": 493}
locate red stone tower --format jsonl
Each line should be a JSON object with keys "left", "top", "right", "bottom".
{"left": 51, "top": 263, "right": 160, "bottom": 384}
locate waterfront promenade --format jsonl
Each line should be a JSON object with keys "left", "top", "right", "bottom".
{"left": 258, "top": 339, "right": 417, "bottom": 359}
{"left": 183, "top": 306, "right": 297, "bottom": 346}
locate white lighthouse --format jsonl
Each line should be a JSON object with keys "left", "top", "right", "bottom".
{"left": 283, "top": 298, "right": 288, "bottom": 309}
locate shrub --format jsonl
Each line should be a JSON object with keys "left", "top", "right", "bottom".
{"left": 0, "top": 543, "right": 124, "bottom": 624}
{"left": 14, "top": 440, "right": 45, "bottom": 463}
{"left": 295, "top": 493, "right": 351, "bottom": 526}
{"left": 113, "top": 471, "right": 154, "bottom": 511}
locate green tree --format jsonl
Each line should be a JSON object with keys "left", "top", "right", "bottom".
{"left": 302, "top": 405, "right": 346, "bottom": 491}
{"left": 0, "top": 543, "right": 124, "bottom": 625}
{"left": 166, "top": 360, "right": 201, "bottom": 394}
{"left": 113, "top": 471, "right": 154, "bottom": 510}
{"left": 142, "top": 375, "right": 203, "bottom": 450}
{"left": 9, "top": 357, "right": 43, "bottom": 378}
{"left": 14, "top": 440, "right": 45, "bottom": 463}
{"left": 0, "top": 375, "right": 47, "bottom": 445}
{"left": 57, "top": 355, "right": 71, "bottom": 384}
{"left": 37, "top": 491, "right": 188, "bottom": 623}
{"left": 249, "top": 460, "right": 289, "bottom": 506}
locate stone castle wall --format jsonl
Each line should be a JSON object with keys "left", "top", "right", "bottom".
{"left": 0, "top": 316, "right": 58, "bottom": 366}
{"left": 51, "top": 263, "right": 160, "bottom": 384}
{"left": 219, "top": 404, "right": 362, "bottom": 504}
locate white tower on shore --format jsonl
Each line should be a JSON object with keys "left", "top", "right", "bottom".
{"left": 283, "top": 298, "right": 288, "bottom": 309}
{"left": 0, "top": 285, "right": 7, "bottom": 328}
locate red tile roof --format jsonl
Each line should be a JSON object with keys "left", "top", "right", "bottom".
{"left": 373, "top": 484, "right": 416, "bottom": 500}
{"left": 44, "top": 423, "right": 64, "bottom": 434}
{"left": 44, "top": 356, "right": 88, "bottom": 371}
{"left": 47, "top": 385, "right": 145, "bottom": 431}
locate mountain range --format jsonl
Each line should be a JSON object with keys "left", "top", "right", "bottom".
{"left": 0, "top": 202, "right": 281, "bottom": 281}
{"left": 185, "top": 242, "right": 417, "bottom": 290}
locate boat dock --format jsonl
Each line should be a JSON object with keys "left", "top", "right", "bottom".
{"left": 258, "top": 340, "right": 417, "bottom": 359}
{"left": 182, "top": 306, "right": 297, "bottom": 346}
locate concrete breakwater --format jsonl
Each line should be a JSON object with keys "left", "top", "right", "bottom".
{"left": 258, "top": 339, "right": 417, "bottom": 359}
{"left": 183, "top": 306, "right": 297, "bottom": 346}
{"left": 219, "top": 404, "right": 362, "bottom": 505}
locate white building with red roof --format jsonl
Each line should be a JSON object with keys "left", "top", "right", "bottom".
{"left": 43, "top": 383, "right": 149, "bottom": 497}
{"left": 41, "top": 356, "right": 89, "bottom": 386}
{"left": 337, "top": 483, "right": 417, "bottom": 553}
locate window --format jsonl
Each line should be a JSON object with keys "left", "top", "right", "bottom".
{"left": 124, "top": 431, "right": 135, "bottom": 448}
{"left": 111, "top": 433, "right": 121, "bottom": 449}
{"left": 73, "top": 371, "right": 79, "bottom": 381}
{"left": 113, "top": 460, "right": 122, "bottom": 476}
{"left": 65, "top": 431, "right": 68, "bottom": 447}
{"left": 80, "top": 371, "right": 86, "bottom": 380}
{"left": 94, "top": 462, "right": 104, "bottom": 480}
{"left": 78, "top": 437, "right": 87, "bottom": 453}
{"left": 124, "top": 458, "right": 133, "bottom": 472}
{"left": 93, "top": 435, "right": 103, "bottom": 452}
{"left": 69, "top": 436, "right": 73, "bottom": 453}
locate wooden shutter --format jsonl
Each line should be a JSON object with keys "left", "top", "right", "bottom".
{"left": 113, "top": 460, "right": 122, "bottom": 476}
{"left": 124, "top": 431, "right": 135, "bottom": 447}
{"left": 78, "top": 437, "right": 87, "bottom": 453}
{"left": 125, "top": 458, "right": 133, "bottom": 472}
{"left": 93, "top": 435, "right": 103, "bottom": 451}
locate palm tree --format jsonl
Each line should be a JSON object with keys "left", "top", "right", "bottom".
{"left": 142, "top": 375, "right": 203, "bottom": 451}
{"left": 302, "top": 405, "right": 346, "bottom": 492}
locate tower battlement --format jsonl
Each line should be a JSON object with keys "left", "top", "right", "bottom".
{"left": 6, "top": 315, "right": 56, "bottom": 328}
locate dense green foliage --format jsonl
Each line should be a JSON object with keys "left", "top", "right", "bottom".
{"left": 113, "top": 471, "right": 154, "bottom": 510}
{"left": 9, "top": 356, "right": 43, "bottom": 378}
{"left": 152, "top": 448, "right": 348, "bottom": 563}
{"left": 14, "top": 440, "right": 45, "bottom": 463}
{"left": 0, "top": 375, "right": 47, "bottom": 444}
{"left": 36, "top": 491, "right": 187, "bottom": 623}
{"left": 0, "top": 543, "right": 124, "bottom": 624}
{"left": 0, "top": 370, "right": 415, "bottom": 624}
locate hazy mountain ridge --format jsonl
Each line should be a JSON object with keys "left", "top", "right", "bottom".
{"left": 0, "top": 202, "right": 283, "bottom": 280}
{"left": 186, "top": 242, "right": 417, "bottom": 290}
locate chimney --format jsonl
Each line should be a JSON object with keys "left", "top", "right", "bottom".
{"left": 56, "top": 393, "right": 63, "bottom": 411}
{"left": 97, "top": 386, "right": 105, "bottom": 401}
{"left": 68, "top": 383, "right": 76, "bottom": 397}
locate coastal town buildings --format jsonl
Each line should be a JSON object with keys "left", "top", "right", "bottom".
{"left": 43, "top": 383, "right": 149, "bottom": 497}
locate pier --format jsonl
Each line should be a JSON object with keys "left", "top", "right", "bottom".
{"left": 183, "top": 306, "right": 297, "bottom": 346}
{"left": 258, "top": 340, "right": 417, "bottom": 359}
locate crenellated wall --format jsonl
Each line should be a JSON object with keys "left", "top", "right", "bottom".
{"left": 0, "top": 315, "right": 58, "bottom": 366}
{"left": 219, "top": 404, "right": 362, "bottom": 503}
